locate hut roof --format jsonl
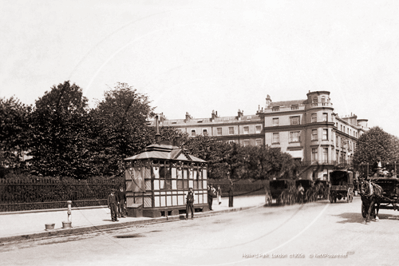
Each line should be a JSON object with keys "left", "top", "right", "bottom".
{"left": 124, "top": 142, "right": 206, "bottom": 163}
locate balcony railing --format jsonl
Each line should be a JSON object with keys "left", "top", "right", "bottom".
{"left": 309, "top": 102, "right": 333, "bottom": 107}
{"left": 298, "top": 159, "right": 353, "bottom": 167}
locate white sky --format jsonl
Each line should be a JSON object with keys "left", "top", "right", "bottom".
{"left": 1, "top": 0, "right": 399, "bottom": 135}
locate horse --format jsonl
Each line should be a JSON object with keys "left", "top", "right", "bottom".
{"left": 359, "top": 179, "right": 383, "bottom": 223}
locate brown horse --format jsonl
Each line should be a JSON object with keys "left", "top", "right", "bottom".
{"left": 359, "top": 179, "right": 383, "bottom": 223}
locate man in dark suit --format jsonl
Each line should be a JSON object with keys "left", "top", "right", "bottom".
{"left": 107, "top": 189, "right": 118, "bottom": 222}
{"left": 117, "top": 186, "right": 126, "bottom": 218}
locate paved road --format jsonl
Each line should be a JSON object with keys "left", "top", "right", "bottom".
{"left": 2, "top": 197, "right": 399, "bottom": 266}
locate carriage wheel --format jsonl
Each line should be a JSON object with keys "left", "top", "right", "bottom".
{"left": 361, "top": 202, "right": 367, "bottom": 218}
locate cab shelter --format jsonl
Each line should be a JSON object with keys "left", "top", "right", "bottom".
{"left": 124, "top": 141, "right": 209, "bottom": 218}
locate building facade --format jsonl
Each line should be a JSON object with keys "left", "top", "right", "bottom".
{"left": 159, "top": 90, "right": 368, "bottom": 181}
{"left": 257, "top": 91, "right": 368, "bottom": 180}
{"left": 160, "top": 110, "right": 264, "bottom": 147}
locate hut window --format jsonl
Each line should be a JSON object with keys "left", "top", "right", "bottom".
{"left": 159, "top": 165, "right": 171, "bottom": 190}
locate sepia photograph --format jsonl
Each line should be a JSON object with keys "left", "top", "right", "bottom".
{"left": 1, "top": 0, "right": 399, "bottom": 265}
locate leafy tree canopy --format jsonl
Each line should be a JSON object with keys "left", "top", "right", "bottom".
{"left": 353, "top": 126, "right": 397, "bottom": 171}
{"left": 0, "top": 96, "right": 32, "bottom": 168}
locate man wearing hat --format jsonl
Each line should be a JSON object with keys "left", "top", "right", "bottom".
{"left": 107, "top": 189, "right": 118, "bottom": 222}
{"left": 185, "top": 187, "right": 195, "bottom": 219}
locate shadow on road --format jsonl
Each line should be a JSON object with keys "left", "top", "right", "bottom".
{"left": 333, "top": 212, "right": 399, "bottom": 224}
{"left": 333, "top": 212, "right": 366, "bottom": 224}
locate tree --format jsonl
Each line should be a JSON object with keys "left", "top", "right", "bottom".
{"left": 89, "top": 82, "right": 155, "bottom": 176}
{"left": 183, "top": 135, "right": 234, "bottom": 179}
{"left": 0, "top": 96, "right": 32, "bottom": 169}
{"left": 353, "top": 127, "right": 395, "bottom": 171}
{"left": 28, "top": 81, "right": 90, "bottom": 178}
{"left": 237, "top": 146, "right": 298, "bottom": 180}
{"left": 182, "top": 136, "right": 299, "bottom": 180}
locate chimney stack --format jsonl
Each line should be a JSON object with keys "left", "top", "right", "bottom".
{"left": 185, "top": 112, "right": 191, "bottom": 123}
{"left": 266, "top": 95, "right": 272, "bottom": 108}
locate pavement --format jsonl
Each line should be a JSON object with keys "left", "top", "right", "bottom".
{"left": 0, "top": 195, "right": 266, "bottom": 244}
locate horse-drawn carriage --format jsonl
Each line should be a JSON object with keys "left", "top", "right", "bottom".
{"left": 360, "top": 174, "right": 399, "bottom": 219}
{"left": 269, "top": 179, "right": 295, "bottom": 205}
{"left": 329, "top": 170, "right": 354, "bottom": 203}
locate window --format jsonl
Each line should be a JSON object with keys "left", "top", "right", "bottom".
{"left": 289, "top": 131, "right": 300, "bottom": 142}
{"left": 290, "top": 116, "right": 300, "bottom": 125}
{"left": 203, "top": 129, "right": 208, "bottom": 136}
{"left": 323, "top": 148, "right": 328, "bottom": 163}
{"left": 273, "top": 118, "right": 279, "bottom": 126}
{"left": 191, "top": 130, "right": 196, "bottom": 136}
{"left": 243, "top": 126, "right": 249, "bottom": 134}
{"left": 323, "top": 113, "right": 328, "bottom": 122}
{"left": 312, "top": 148, "right": 318, "bottom": 161}
{"left": 229, "top": 127, "right": 234, "bottom": 135}
{"left": 321, "top": 96, "right": 326, "bottom": 105}
{"left": 272, "top": 106, "right": 280, "bottom": 111}
{"left": 336, "top": 135, "right": 339, "bottom": 147}
{"left": 340, "top": 125, "right": 343, "bottom": 131}
{"left": 256, "top": 126, "right": 261, "bottom": 134}
{"left": 322, "top": 129, "right": 328, "bottom": 140}
{"left": 336, "top": 150, "right": 340, "bottom": 163}
{"left": 311, "top": 113, "right": 317, "bottom": 123}
{"left": 159, "top": 166, "right": 171, "bottom": 190}
{"left": 311, "top": 129, "right": 318, "bottom": 140}
{"left": 291, "top": 104, "right": 299, "bottom": 110}
{"left": 256, "top": 139, "right": 262, "bottom": 146}
{"left": 217, "top": 128, "right": 222, "bottom": 136}
{"left": 272, "top": 133, "right": 279, "bottom": 144}
{"left": 243, "top": 140, "right": 250, "bottom": 147}
{"left": 313, "top": 97, "right": 318, "bottom": 105}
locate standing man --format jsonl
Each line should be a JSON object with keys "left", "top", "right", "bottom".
{"left": 185, "top": 187, "right": 195, "bottom": 219}
{"left": 117, "top": 186, "right": 126, "bottom": 218}
{"left": 107, "top": 189, "right": 118, "bottom": 222}
{"left": 207, "top": 185, "right": 214, "bottom": 210}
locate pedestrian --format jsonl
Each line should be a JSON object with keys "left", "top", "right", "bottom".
{"left": 207, "top": 185, "right": 214, "bottom": 210}
{"left": 228, "top": 181, "right": 234, "bottom": 207}
{"left": 185, "top": 187, "right": 195, "bottom": 219}
{"left": 107, "top": 189, "right": 118, "bottom": 222}
{"left": 216, "top": 185, "right": 222, "bottom": 205}
{"left": 117, "top": 186, "right": 126, "bottom": 218}
{"left": 298, "top": 183, "right": 305, "bottom": 203}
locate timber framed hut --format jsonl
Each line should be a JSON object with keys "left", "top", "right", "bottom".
{"left": 124, "top": 140, "right": 209, "bottom": 218}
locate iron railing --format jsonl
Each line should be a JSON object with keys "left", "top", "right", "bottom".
{"left": 0, "top": 178, "right": 123, "bottom": 212}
